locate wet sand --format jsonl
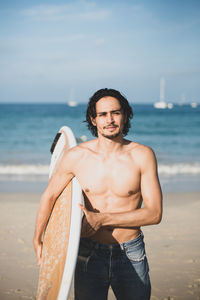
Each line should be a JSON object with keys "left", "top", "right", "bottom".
{"left": 0, "top": 192, "right": 200, "bottom": 300}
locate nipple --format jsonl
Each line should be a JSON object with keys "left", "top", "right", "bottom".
{"left": 128, "top": 190, "right": 134, "bottom": 196}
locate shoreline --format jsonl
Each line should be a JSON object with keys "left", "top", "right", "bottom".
{"left": 0, "top": 191, "right": 200, "bottom": 299}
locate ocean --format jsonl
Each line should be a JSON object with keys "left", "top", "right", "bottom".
{"left": 0, "top": 103, "right": 199, "bottom": 193}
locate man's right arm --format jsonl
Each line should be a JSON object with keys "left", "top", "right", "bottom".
{"left": 33, "top": 148, "right": 76, "bottom": 266}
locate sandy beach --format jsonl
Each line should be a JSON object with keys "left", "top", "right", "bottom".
{"left": 0, "top": 191, "right": 200, "bottom": 300}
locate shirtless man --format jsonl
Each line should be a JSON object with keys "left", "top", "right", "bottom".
{"left": 33, "top": 88, "right": 162, "bottom": 300}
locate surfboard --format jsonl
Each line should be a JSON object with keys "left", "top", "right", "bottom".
{"left": 37, "top": 126, "right": 83, "bottom": 300}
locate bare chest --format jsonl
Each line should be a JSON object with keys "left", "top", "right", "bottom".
{"left": 74, "top": 155, "right": 140, "bottom": 197}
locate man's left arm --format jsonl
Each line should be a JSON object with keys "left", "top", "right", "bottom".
{"left": 80, "top": 147, "right": 162, "bottom": 234}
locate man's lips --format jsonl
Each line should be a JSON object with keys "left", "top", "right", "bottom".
{"left": 104, "top": 125, "right": 118, "bottom": 129}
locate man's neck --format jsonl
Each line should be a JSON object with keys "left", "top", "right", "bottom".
{"left": 96, "top": 134, "right": 125, "bottom": 154}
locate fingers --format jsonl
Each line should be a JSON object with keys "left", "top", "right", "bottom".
{"left": 79, "top": 204, "right": 101, "bottom": 236}
{"left": 79, "top": 203, "right": 87, "bottom": 215}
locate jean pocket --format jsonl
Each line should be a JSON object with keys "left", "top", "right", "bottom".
{"left": 124, "top": 241, "right": 149, "bottom": 279}
{"left": 124, "top": 240, "right": 146, "bottom": 263}
{"left": 77, "top": 240, "right": 94, "bottom": 272}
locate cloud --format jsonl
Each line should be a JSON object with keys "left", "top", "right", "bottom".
{"left": 21, "top": 2, "right": 111, "bottom": 22}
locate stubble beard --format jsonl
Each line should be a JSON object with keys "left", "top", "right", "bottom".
{"left": 102, "top": 131, "right": 121, "bottom": 139}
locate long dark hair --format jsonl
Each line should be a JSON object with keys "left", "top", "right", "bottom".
{"left": 85, "top": 88, "right": 133, "bottom": 137}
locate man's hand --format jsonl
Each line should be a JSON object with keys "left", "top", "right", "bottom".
{"left": 79, "top": 204, "right": 102, "bottom": 237}
{"left": 33, "top": 240, "right": 43, "bottom": 266}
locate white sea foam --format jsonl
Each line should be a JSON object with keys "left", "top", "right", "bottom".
{"left": 0, "top": 164, "right": 49, "bottom": 175}
{"left": 0, "top": 163, "right": 200, "bottom": 181}
{"left": 158, "top": 163, "right": 200, "bottom": 175}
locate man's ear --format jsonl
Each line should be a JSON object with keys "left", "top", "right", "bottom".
{"left": 91, "top": 117, "right": 96, "bottom": 126}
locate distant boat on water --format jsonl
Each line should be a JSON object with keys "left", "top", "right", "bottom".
{"left": 68, "top": 88, "right": 78, "bottom": 107}
{"left": 68, "top": 101, "right": 78, "bottom": 107}
{"left": 154, "top": 77, "right": 173, "bottom": 109}
{"left": 167, "top": 102, "right": 173, "bottom": 109}
{"left": 191, "top": 102, "right": 198, "bottom": 108}
{"left": 154, "top": 101, "right": 167, "bottom": 109}
{"left": 154, "top": 101, "right": 173, "bottom": 109}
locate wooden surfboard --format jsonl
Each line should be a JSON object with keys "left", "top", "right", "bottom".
{"left": 37, "top": 126, "right": 83, "bottom": 300}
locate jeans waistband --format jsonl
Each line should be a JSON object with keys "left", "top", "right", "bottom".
{"left": 80, "top": 231, "right": 143, "bottom": 251}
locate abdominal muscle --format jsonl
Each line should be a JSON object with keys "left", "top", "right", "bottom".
{"left": 83, "top": 192, "right": 142, "bottom": 244}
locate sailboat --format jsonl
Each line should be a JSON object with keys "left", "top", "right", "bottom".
{"left": 67, "top": 88, "right": 78, "bottom": 107}
{"left": 68, "top": 101, "right": 78, "bottom": 107}
{"left": 154, "top": 78, "right": 173, "bottom": 109}
{"left": 191, "top": 102, "right": 198, "bottom": 108}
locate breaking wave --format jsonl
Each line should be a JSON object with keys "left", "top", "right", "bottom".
{"left": 158, "top": 163, "right": 200, "bottom": 175}
{"left": 0, "top": 162, "right": 200, "bottom": 181}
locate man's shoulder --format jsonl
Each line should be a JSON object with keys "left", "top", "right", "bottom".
{"left": 127, "top": 141, "right": 156, "bottom": 163}
{"left": 66, "top": 139, "right": 97, "bottom": 157}
{"left": 128, "top": 141, "right": 154, "bottom": 155}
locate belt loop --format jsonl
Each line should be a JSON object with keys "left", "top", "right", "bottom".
{"left": 120, "top": 243, "right": 124, "bottom": 251}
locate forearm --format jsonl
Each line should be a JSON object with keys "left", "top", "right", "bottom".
{"left": 99, "top": 206, "right": 162, "bottom": 228}
{"left": 33, "top": 192, "right": 55, "bottom": 243}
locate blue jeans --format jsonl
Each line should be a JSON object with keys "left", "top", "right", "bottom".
{"left": 75, "top": 232, "right": 151, "bottom": 300}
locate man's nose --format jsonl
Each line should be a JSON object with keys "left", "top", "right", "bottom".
{"left": 106, "top": 113, "right": 114, "bottom": 123}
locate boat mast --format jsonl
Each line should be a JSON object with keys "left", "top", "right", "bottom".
{"left": 160, "top": 77, "right": 165, "bottom": 102}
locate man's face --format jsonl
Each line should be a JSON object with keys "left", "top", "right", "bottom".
{"left": 91, "top": 96, "right": 125, "bottom": 139}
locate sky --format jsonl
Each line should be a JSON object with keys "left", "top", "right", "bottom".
{"left": 0, "top": 0, "right": 200, "bottom": 103}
